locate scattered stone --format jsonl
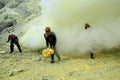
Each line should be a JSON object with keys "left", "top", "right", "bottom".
{"left": 68, "top": 71, "right": 74, "bottom": 76}
{"left": 3, "top": 72, "right": 6, "bottom": 74}
{"left": 17, "top": 69, "right": 24, "bottom": 73}
{"left": 0, "top": 50, "right": 6, "bottom": 54}
{"left": 42, "top": 79, "right": 48, "bottom": 80}
{"left": 35, "top": 57, "right": 42, "bottom": 61}
{"left": 2, "top": 60, "right": 5, "bottom": 62}
{"left": 14, "top": 59, "right": 20, "bottom": 61}
{"left": 42, "top": 76, "right": 48, "bottom": 80}
{"left": 9, "top": 71, "right": 14, "bottom": 76}
{"left": 8, "top": 69, "right": 26, "bottom": 77}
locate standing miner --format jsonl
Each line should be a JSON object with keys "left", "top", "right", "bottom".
{"left": 85, "top": 23, "right": 95, "bottom": 59}
{"left": 44, "top": 27, "right": 61, "bottom": 63}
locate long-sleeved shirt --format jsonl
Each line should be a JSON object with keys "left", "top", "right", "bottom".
{"left": 44, "top": 31, "right": 57, "bottom": 47}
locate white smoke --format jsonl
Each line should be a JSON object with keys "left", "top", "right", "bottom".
{"left": 21, "top": 23, "right": 45, "bottom": 49}
{"left": 21, "top": 0, "right": 120, "bottom": 54}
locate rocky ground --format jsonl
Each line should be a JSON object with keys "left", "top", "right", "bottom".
{"left": 0, "top": 0, "right": 120, "bottom": 80}
{"left": 0, "top": 47, "right": 120, "bottom": 80}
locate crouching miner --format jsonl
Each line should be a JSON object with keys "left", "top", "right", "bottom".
{"left": 6, "top": 34, "right": 22, "bottom": 53}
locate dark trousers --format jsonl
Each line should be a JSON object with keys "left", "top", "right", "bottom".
{"left": 10, "top": 42, "right": 22, "bottom": 53}
{"left": 50, "top": 42, "right": 60, "bottom": 61}
{"left": 51, "top": 47, "right": 60, "bottom": 61}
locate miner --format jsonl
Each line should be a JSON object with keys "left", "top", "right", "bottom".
{"left": 44, "top": 27, "right": 61, "bottom": 63}
{"left": 85, "top": 23, "right": 95, "bottom": 59}
{"left": 6, "top": 34, "right": 22, "bottom": 53}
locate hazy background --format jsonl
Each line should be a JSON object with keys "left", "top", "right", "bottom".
{"left": 21, "top": 0, "right": 120, "bottom": 54}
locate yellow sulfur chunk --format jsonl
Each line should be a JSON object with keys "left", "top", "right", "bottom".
{"left": 42, "top": 48, "right": 54, "bottom": 58}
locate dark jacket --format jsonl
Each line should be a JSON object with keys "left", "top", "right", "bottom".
{"left": 44, "top": 31, "right": 57, "bottom": 47}
{"left": 7, "top": 34, "right": 18, "bottom": 43}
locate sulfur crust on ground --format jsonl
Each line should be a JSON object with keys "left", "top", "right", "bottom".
{"left": 0, "top": 50, "right": 120, "bottom": 80}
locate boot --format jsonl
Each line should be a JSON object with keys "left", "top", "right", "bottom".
{"left": 90, "top": 53, "right": 95, "bottom": 59}
{"left": 51, "top": 54, "right": 55, "bottom": 63}
{"left": 50, "top": 60, "right": 55, "bottom": 63}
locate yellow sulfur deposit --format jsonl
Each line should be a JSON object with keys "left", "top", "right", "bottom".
{"left": 42, "top": 48, "right": 54, "bottom": 58}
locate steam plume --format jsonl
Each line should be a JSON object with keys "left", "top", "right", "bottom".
{"left": 21, "top": 0, "right": 120, "bottom": 54}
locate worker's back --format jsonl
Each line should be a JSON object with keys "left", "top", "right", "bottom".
{"left": 9, "top": 34, "right": 18, "bottom": 43}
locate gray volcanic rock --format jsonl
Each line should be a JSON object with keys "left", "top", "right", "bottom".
{"left": 0, "top": 2, "right": 5, "bottom": 9}
{"left": 0, "top": 0, "right": 41, "bottom": 32}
